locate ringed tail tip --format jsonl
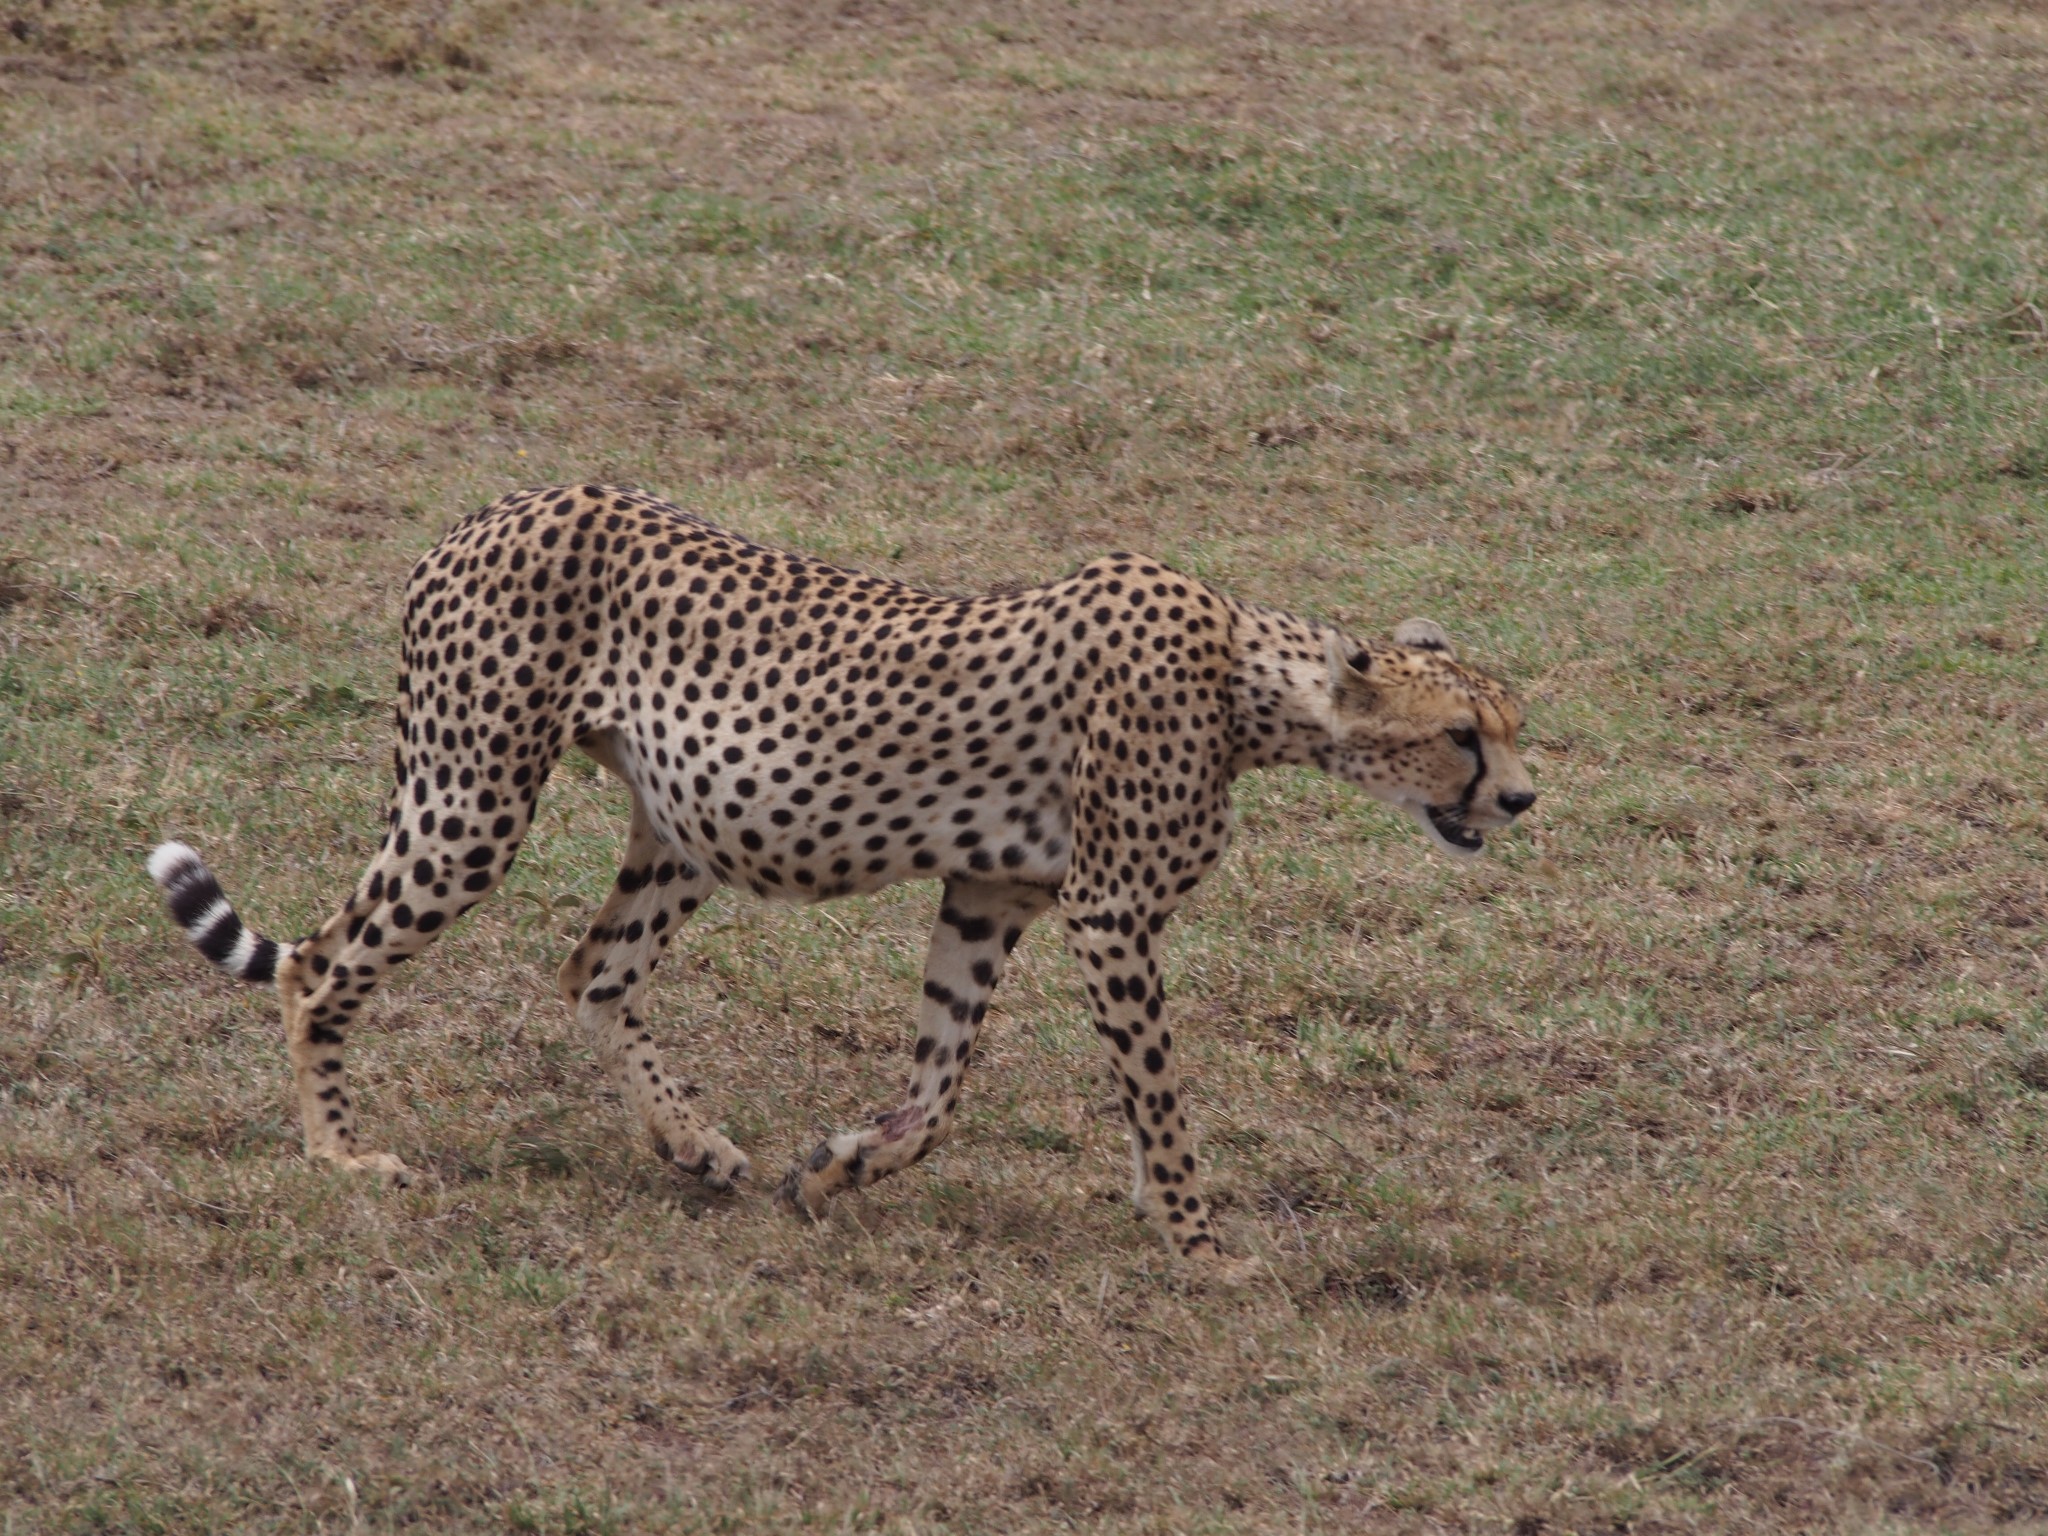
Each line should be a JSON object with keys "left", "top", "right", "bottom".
{"left": 147, "top": 839, "right": 282, "bottom": 985}
{"left": 147, "top": 840, "right": 200, "bottom": 885}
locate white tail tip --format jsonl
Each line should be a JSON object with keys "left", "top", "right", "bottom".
{"left": 147, "top": 841, "right": 201, "bottom": 885}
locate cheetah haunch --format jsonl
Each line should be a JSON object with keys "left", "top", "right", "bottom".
{"left": 149, "top": 484, "right": 1534, "bottom": 1266}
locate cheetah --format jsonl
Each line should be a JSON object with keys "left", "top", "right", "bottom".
{"left": 148, "top": 484, "right": 1535, "bottom": 1266}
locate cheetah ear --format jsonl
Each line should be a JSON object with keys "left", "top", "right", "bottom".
{"left": 1324, "top": 632, "right": 1380, "bottom": 713}
{"left": 1392, "top": 617, "right": 1454, "bottom": 658}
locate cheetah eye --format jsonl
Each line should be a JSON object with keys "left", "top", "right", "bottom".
{"left": 1447, "top": 726, "right": 1480, "bottom": 754}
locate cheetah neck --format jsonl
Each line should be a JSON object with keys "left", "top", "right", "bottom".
{"left": 1224, "top": 601, "right": 1341, "bottom": 778}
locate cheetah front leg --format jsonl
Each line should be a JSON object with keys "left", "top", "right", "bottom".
{"left": 557, "top": 799, "right": 748, "bottom": 1190}
{"left": 779, "top": 879, "right": 1054, "bottom": 1217}
{"left": 1058, "top": 894, "right": 1235, "bottom": 1267}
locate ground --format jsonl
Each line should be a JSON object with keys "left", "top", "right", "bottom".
{"left": 3, "top": 2, "right": 2047, "bottom": 1532}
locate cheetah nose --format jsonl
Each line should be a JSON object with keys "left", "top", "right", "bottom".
{"left": 1498, "top": 790, "right": 1536, "bottom": 816}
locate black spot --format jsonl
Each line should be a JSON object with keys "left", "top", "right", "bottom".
{"left": 941, "top": 907, "right": 994, "bottom": 943}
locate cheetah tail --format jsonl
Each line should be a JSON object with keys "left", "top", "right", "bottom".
{"left": 147, "top": 841, "right": 287, "bottom": 985}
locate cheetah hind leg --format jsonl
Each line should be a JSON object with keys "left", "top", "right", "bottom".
{"left": 778, "top": 879, "right": 1052, "bottom": 1220}
{"left": 271, "top": 765, "right": 543, "bottom": 1186}
{"left": 557, "top": 757, "right": 748, "bottom": 1191}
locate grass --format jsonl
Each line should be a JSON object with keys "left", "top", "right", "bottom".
{"left": 4, "top": 1, "right": 2048, "bottom": 1530}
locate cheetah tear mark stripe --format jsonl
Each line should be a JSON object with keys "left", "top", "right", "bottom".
{"left": 147, "top": 841, "right": 285, "bottom": 985}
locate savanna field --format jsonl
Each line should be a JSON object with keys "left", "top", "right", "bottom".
{"left": 3, "top": 2, "right": 2047, "bottom": 1531}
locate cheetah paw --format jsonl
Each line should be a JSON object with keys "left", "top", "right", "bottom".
{"left": 1175, "top": 1239, "right": 1258, "bottom": 1288}
{"left": 654, "top": 1133, "right": 749, "bottom": 1192}
{"left": 700, "top": 1149, "right": 750, "bottom": 1192}
{"left": 1194, "top": 1253, "right": 1261, "bottom": 1288}
{"left": 327, "top": 1151, "right": 414, "bottom": 1188}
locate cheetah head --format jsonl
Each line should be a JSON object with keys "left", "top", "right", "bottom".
{"left": 1321, "top": 618, "right": 1536, "bottom": 858}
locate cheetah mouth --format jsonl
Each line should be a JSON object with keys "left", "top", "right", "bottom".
{"left": 1424, "top": 806, "right": 1484, "bottom": 854}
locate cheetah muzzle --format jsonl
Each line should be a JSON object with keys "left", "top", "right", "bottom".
{"left": 1425, "top": 806, "right": 1486, "bottom": 852}
{"left": 148, "top": 483, "right": 1536, "bottom": 1268}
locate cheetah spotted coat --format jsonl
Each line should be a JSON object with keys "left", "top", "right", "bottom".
{"left": 151, "top": 484, "right": 1535, "bottom": 1265}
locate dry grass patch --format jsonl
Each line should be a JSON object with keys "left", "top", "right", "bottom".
{"left": 4, "top": 1, "right": 2048, "bottom": 1531}
{"left": 2, "top": 0, "right": 524, "bottom": 73}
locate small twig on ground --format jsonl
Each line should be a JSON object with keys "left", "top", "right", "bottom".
{"left": 127, "top": 1159, "right": 250, "bottom": 1218}
{"left": 1310, "top": 1125, "right": 1420, "bottom": 1186}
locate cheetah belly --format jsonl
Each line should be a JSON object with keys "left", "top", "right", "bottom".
{"left": 612, "top": 742, "right": 1074, "bottom": 902}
